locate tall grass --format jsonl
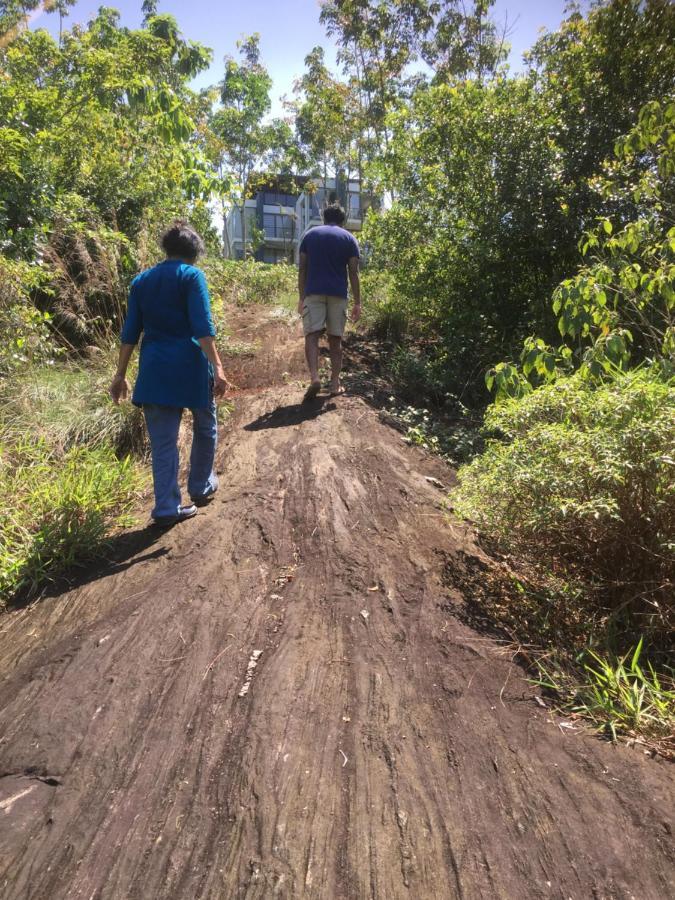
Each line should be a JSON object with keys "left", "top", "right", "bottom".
{"left": 0, "top": 437, "right": 145, "bottom": 604}
{"left": 0, "top": 360, "right": 147, "bottom": 457}
{"left": 536, "top": 640, "right": 675, "bottom": 756}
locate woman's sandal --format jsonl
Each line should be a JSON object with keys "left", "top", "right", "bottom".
{"left": 152, "top": 504, "right": 198, "bottom": 527}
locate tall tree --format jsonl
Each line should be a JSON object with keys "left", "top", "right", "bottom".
{"left": 141, "top": 0, "right": 158, "bottom": 23}
{"left": 211, "top": 34, "right": 291, "bottom": 258}
{"left": 320, "top": 0, "right": 433, "bottom": 190}
{"left": 421, "top": 0, "right": 510, "bottom": 83}
{"left": 291, "top": 47, "right": 357, "bottom": 187}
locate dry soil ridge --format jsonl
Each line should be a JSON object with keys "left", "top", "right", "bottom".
{"left": 0, "top": 305, "right": 672, "bottom": 900}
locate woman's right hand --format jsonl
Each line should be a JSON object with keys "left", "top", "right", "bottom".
{"left": 213, "top": 367, "right": 230, "bottom": 398}
{"left": 109, "top": 374, "right": 129, "bottom": 405}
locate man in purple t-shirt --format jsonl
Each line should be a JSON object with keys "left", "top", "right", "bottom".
{"left": 297, "top": 204, "right": 361, "bottom": 399}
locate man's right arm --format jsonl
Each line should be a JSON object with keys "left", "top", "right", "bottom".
{"left": 298, "top": 251, "right": 308, "bottom": 315}
{"left": 348, "top": 256, "right": 361, "bottom": 322}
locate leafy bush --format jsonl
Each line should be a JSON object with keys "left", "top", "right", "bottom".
{"left": 0, "top": 256, "right": 55, "bottom": 374}
{"left": 455, "top": 367, "right": 674, "bottom": 647}
{"left": 488, "top": 98, "right": 675, "bottom": 401}
{"left": 0, "top": 439, "right": 145, "bottom": 604}
{"left": 203, "top": 258, "right": 296, "bottom": 308}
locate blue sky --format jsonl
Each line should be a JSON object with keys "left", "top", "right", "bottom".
{"left": 32, "top": 0, "right": 577, "bottom": 115}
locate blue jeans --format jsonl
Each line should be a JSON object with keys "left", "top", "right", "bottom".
{"left": 143, "top": 401, "right": 218, "bottom": 519}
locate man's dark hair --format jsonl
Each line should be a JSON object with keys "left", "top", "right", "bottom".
{"left": 323, "top": 204, "right": 346, "bottom": 226}
{"left": 161, "top": 221, "right": 204, "bottom": 262}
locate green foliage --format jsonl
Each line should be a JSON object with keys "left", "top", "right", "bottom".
{"left": 0, "top": 361, "right": 147, "bottom": 458}
{"left": 528, "top": 0, "right": 675, "bottom": 190}
{"left": 0, "top": 439, "right": 144, "bottom": 604}
{"left": 0, "top": 10, "right": 214, "bottom": 257}
{"left": 537, "top": 639, "right": 674, "bottom": 752}
{"left": 364, "top": 77, "right": 567, "bottom": 394}
{"left": 388, "top": 401, "right": 481, "bottom": 465}
{"left": 204, "top": 258, "right": 296, "bottom": 308}
{"left": 211, "top": 35, "right": 293, "bottom": 257}
{"left": 499, "top": 98, "right": 675, "bottom": 396}
{"left": 0, "top": 9, "right": 220, "bottom": 358}
{"left": 362, "top": 2, "right": 675, "bottom": 400}
{"left": 290, "top": 46, "right": 359, "bottom": 182}
{"left": 455, "top": 367, "right": 674, "bottom": 644}
{"left": 0, "top": 256, "right": 55, "bottom": 373}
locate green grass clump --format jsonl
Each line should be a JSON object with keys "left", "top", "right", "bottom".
{"left": 0, "top": 438, "right": 145, "bottom": 604}
{"left": 0, "top": 361, "right": 147, "bottom": 457}
{"left": 537, "top": 640, "right": 674, "bottom": 755}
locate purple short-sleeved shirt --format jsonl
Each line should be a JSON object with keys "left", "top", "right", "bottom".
{"left": 299, "top": 225, "right": 360, "bottom": 299}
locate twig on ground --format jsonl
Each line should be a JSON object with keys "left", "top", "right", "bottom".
{"left": 202, "top": 645, "right": 230, "bottom": 681}
{"left": 499, "top": 665, "right": 515, "bottom": 708}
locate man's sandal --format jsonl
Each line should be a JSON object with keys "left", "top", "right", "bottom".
{"left": 303, "top": 380, "right": 321, "bottom": 402}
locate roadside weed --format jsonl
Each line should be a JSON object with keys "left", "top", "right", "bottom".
{"left": 534, "top": 639, "right": 674, "bottom": 754}
{"left": 0, "top": 439, "right": 145, "bottom": 604}
{"left": 574, "top": 640, "right": 675, "bottom": 743}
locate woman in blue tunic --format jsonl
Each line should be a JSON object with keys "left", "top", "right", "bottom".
{"left": 110, "top": 222, "right": 229, "bottom": 526}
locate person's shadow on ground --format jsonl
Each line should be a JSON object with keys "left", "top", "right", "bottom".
{"left": 10, "top": 525, "right": 172, "bottom": 609}
{"left": 244, "top": 395, "right": 337, "bottom": 431}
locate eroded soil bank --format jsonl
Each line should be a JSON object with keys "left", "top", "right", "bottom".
{"left": 0, "top": 305, "right": 672, "bottom": 899}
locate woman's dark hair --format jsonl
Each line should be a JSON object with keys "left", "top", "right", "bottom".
{"left": 161, "top": 221, "right": 204, "bottom": 262}
{"left": 323, "top": 204, "right": 346, "bottom": 226}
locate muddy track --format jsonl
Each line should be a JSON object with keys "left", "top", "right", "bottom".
{"left": 0, "top": 305, "right": 673, "bottom": 900}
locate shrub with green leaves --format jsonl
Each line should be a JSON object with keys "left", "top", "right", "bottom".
{"left": 203, "top": 258, "right": 296, "bottom": 308}
{"left": 0, "top": 257, "right": 55, "bottom": 374}
{"left": 0, "top": 439, "right": 145, "bottom": 604}
{"left": 455, "top": 367, "right": 674, "bottom": 645}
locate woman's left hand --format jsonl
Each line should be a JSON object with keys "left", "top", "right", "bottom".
{"left": 109, "top": 374, "right": 129, "bottom": 405}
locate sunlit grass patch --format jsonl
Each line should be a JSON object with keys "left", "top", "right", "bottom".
{"left": 0, "top": 438, "right": 146, "bottom": 605}
{"left": 535, "top": 639, "right": 675, "bottom": 757}
{"left": 0, "top": 359, "right": 147, "bottom": 457}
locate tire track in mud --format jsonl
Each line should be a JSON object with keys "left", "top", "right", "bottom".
{"left": 0, "top": 306, "right": 673, "bottom": 899}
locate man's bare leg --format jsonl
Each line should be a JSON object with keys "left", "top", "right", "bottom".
{"left": 328, "top": 334, "right": 343, "bottom": 394}
{"left": 304, "top": 331, "right": 321, "bottom": 399}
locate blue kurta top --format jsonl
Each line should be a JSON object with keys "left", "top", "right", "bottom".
{"left": 120, "top": 260, "right": 216, "bottom": 409}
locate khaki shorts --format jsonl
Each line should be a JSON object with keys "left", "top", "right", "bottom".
{"left": 302, "top": 294, "right": 348, "bottom": 337}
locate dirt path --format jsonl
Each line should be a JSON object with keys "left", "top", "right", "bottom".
{"left": 0, "top": 305, "right": 673, "bottom": 900}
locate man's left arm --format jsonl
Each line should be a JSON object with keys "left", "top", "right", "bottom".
{"left": 298, "top": 252, "right": 308, "bottom": 315}
{"left": 348, "top": 256, "right": 361, "bottom": 322}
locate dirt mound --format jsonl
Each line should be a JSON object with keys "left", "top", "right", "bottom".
{"left": 0, "top": 306, "right": 672, "bottom": 899}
